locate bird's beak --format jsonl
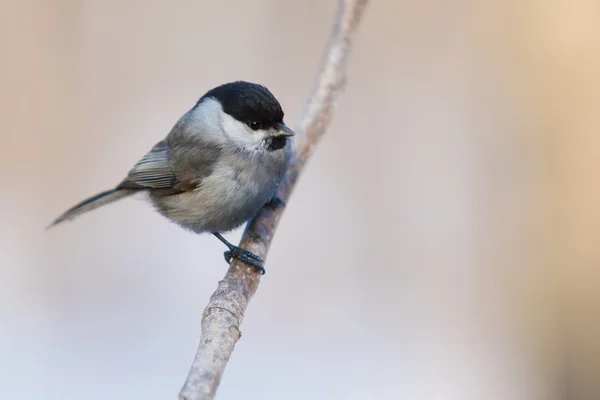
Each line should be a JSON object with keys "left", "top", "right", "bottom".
{"left": 276, "top": 123, "right": 295, "bottom": 137}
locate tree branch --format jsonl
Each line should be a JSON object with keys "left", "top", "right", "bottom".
{"left": 178, "top": 1, "right": 368, "bottom": 399}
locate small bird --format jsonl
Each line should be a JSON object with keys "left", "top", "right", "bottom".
{"left": 49, "top": 81, "right": 295, "bottom": 274}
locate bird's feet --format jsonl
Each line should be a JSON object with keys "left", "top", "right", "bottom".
{"left": 213, "top": 232, "right": 265, "bottom": 274}
{"left": 224, "top": 246, "right": 265, "bottom": 275}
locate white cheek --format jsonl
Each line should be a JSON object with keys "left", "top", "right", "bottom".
{"left": 186, "top": 98, "right": 226, "bottom": 144}
{"left": 219, "top": 111, "right": 267, "bottom": 146}
{"left": 188, "top": 97, "right": 267, "bottom": 148}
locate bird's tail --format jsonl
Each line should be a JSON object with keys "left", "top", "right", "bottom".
{"left": 47, "top": 188, "right": 137, "bottom": 228}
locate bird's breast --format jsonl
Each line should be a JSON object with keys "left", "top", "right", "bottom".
{"left": 153, "top": 147, "right": 289, "bottom": 233}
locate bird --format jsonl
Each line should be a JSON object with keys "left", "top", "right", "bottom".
{"left": 49, "top": 81, "right": 295, "bottom": 274}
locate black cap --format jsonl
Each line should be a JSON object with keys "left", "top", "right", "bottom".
{"left": 198, "top": 81, "right": 285, "bottom": 129}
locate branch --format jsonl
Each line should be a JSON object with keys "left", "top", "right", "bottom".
{"left": 178, "top": 1, "right": 368, "bottom": 399}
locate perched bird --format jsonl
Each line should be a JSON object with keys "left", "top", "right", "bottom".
{"left": 49, "top": 81, "right": 295, "bottom": 274}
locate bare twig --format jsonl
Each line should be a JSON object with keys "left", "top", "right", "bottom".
{"left": 178, "top": 1, "right": 368, "bottom": 399}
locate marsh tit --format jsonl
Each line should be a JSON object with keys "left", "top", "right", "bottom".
{"left": 49, "top": 81, "right": 295, "bottom": 274}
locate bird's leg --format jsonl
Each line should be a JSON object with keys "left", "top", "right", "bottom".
{"left": 212, "top": 232, "right": 265, "bottom": 275}
{"left": 265, "top": 196, "right": 286, "bottom": 209}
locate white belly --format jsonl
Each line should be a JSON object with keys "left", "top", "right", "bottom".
{"left": 150, "top": 151, "right": 285, "bottom": 233}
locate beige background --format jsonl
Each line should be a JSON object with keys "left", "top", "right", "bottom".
{"left": 1, "top": 0, "right": 599, "bottom": 399}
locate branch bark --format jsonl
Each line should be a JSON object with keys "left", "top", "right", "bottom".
{"left": 178, "top": 1, "right": 368, "bottom": 399}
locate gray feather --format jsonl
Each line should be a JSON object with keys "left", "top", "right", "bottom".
{"left": 121, "top": 140, "right": 177, "bottom": 189}
{"left": 48, "top": 188, "right": 137, "bottom": 228}
{"left": 118, "top": 138, "right": 220, "bottom": 192}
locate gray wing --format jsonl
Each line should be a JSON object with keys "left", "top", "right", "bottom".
{"left": 117, "top": 140, "right": 219, "bottom": 193}
{"left": 122, "top": 140, "right": 175, "bottom": 189}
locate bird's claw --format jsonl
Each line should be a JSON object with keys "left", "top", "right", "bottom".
{"left": 224, "top": 247, "right": 265, "bottom": 275}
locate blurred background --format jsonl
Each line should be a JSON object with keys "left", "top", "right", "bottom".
{"left": 1, "top": 0, "right": 599, "bottom": 399}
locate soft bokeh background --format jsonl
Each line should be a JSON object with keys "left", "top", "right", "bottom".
{"left": 1, "top": 0, "right": 599, "bottom": 399}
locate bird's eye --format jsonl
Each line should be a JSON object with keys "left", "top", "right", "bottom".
{"left": 249, "top": 121, "right": 261, "bottom": 130}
